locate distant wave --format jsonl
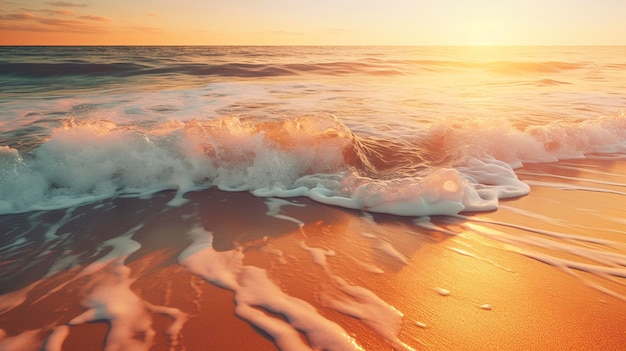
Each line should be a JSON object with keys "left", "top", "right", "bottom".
{"left": 0, "top": 59, "right": 588, "bottom": 79}
{"left": 0, "top": 62, "right": 145, "bottom": 78}
{"left": 487, "top": 61, "right": 583, "bottom": 74}
{"left": 407, "top": 60, "right": 585, "bottom": 74}
{"left": 0, "top": 61, "right": 405, "bottom": 79}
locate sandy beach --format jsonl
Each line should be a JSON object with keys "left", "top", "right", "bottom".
{"left": 1, "top": 156, "right": 624, "bottom": 350}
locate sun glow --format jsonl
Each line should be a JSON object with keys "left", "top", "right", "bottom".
{"left": 1, "top": 1, "right": 626, "bottom": 46}
{"left": 466, "top": 20, "right": 502, "bottom": 46}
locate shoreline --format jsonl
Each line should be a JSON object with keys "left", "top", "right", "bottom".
{"left": 0, "top": 157, "right": 625, "bottom": 350}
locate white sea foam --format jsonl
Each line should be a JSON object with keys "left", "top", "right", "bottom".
{"left": 264, "top": 197, "right": 306, "bottom": 226}
{"left": 0, "top": 329, "right": 42, "bottom": 351}
{"left": 434, "top": 287, "right": 451, "bottom": 296}
{"left": 178, "top": 227, "right": 365, "bottom": 351}
{"left": 42, "top": 326, "right": 69, "bottom": 351}
{"left": 0, "top": 225, "right": 188, "bottom": 351}
{"left": 69, "top": 228, "right": 185, "bottom": 350}
{"left": 326, "top": 275, "right": 416, "bottom": 351}
{"left": 296, "top": 235, "right": 416, "bottom": 350}
{"left": 177, "top": 224, "right": 418, "bottom": 350}
{"left": 426, "top": 113, "right": 626, "bottom": 165}
{"left": 1, "top": 109, "right": 625, "bottom": 216}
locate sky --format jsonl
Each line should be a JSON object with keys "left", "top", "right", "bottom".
{"left": 1, "top": 0, "right": 626, "bottom": 46}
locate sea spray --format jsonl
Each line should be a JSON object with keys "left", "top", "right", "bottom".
{"left": 0, "top": 115, "right": 532, "bottom": 217}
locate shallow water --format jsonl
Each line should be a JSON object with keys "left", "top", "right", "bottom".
{"left": 0, "top": 46, "right": 625, "bottom": 350}
{"left": 2, "top": 46, "right": 625, "bottom": 214}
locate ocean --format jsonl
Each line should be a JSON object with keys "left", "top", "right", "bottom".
{"left": 0, "top": 46, "right": 625, "bottom": 350}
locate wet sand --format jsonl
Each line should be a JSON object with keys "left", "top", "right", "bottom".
{"left": 1, "top": 157, "right": 625, "bottom": 350}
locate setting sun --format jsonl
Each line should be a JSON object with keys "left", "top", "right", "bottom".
{"left": 466, "top": 20, "right": 501, "bottom": 46}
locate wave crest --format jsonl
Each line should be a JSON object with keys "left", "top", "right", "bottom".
{"left": 5, "top": 110, "right": 622, "bottom": 216}
{"left": 0, "top": 115, "right": 370, "bottom": 213}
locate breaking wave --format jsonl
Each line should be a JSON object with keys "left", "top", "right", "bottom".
{"left": 2, "top": 111, "right": 625, "bottom": 216}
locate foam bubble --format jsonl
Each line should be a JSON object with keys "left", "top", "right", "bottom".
{"left": 435, "top": 287, "right": 451, "bottom": 296}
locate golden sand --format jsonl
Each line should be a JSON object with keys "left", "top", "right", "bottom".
{"left": 1, "top": 158, "right": 625, "bottom": 350}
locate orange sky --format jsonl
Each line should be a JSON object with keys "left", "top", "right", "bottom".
{"left": 1, "top": 0, "right": 626, "bottom": 46}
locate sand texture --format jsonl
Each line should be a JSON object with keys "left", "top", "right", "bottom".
{"left": 1, "top": 157, "right": 625, "bottom": 350}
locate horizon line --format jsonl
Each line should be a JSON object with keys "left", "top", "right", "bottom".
{"left": 3, "top": 44, "right": 626, "bottom": 47}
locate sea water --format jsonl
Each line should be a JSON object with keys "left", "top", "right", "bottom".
{"left": 2, "top": 46, "right": 625, "bottom": 215}
{"left": 1, "top": 46, "right": 625, "bottom": 350}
